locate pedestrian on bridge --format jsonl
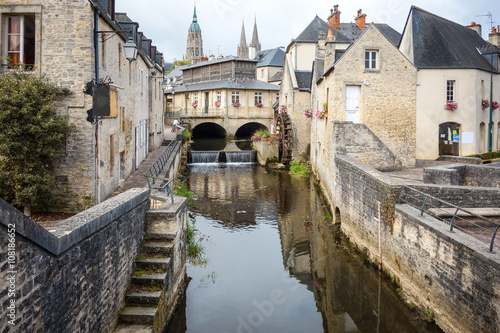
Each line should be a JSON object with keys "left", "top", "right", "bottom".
{"left": 172, "top": 118, "right": 178, "bottom": 132}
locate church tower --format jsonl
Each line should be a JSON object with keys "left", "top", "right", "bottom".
{"left": 237, "top": 20, "right": 249, "bottom": 58}
{"left": 249, "top": 18, "right": 261, "bottom": 59}
{"left": 185, "top": 4, "right": 203, "bottom": 64}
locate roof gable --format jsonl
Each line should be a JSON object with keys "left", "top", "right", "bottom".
{"left": 295, "top": 15, "right": 351, "bottom": 43}
{"left": 406, "top": 6, "right": 499, "bottom": 71}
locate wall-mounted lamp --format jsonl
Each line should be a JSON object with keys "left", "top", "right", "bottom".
{"left": 123, "top": 36, "right": 138, "bottom": 63}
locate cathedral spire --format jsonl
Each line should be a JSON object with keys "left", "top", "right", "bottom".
{"left": 249, "top": 17, "right": 261, "bottom": 59}
{"left": 237, "top": 20, "right": 249, "bottom": 58}
{"left": 193, "top": 3, "right": 198, "bottom": 23}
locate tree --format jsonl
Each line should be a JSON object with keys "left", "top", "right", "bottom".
{"left": 0, "top": 70, "right": 75, "bottom": 215}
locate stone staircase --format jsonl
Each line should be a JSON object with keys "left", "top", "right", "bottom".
{"left": 115, "top": 239, "right": 175, "bottom": 332}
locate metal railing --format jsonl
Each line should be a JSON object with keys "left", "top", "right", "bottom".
{"left": 165, "top": 108, "right": 225, "bottom": 118}
{"left": 398, "top": 186, "right": 500, "bottom": 252}
{"left": 144, "top": 137, "right": 179, "bottom": 204}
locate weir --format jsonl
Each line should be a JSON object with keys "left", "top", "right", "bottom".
{"left": 189, "top": 150, "right": 256, "bottom": 164}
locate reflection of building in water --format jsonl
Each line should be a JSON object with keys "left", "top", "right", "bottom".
{"left": 188, "top": 166, "right": 281, "bottom": 228}
{"left": 277, "top": 177, "right": 315, "bottom": 288}
{"left": 306, "top": 191, "right": 442, "bottom": 333}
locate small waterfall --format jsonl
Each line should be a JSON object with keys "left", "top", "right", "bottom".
{"left": 190, "top": 151, "right": 221, "bottom": 164}
{"left": 225, "top": 151, "right": 257, "bottom": 164}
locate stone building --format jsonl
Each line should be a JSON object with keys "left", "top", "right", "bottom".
{"left": 168, "top": 56, "right": 279, "bottom": 137}
{"left": 399, "top": 6, "right": 500, "bottom": 159}
{"left": 255, "top": 47, "right": 285, "bottom": 85}
{"left": 0, "top": 0, "right": 165, "bottom": 212}
{"left": 279, "top": 8, "right": 360, "bottom": 160}
{"left": 310, "top": 24, "right": 417, "bottom": 178}
{"left": 185, "top": 4, "right": 203, "bottom": 64}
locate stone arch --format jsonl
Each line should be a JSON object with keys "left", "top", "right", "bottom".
{"left": 234, "top": 122, "right": 268, "bottom": 139}
{"left": 192, "top": 122, "right": 226, "bottom": 139}
{"left": 480, "top": 122, "right": 486, "bottom": 153}
{"left": 335, "top": 207, "right": 341, "bottom": 225}
{"left": 438, "top": 122, "right": 460, "bottom": 156}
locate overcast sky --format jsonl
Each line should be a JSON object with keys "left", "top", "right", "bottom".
{"left": 115, "top": 0, "right": 499, "bottom": 64}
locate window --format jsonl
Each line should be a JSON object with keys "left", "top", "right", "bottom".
{"left": 120, "top": 107, "right": 125, "bottom": 132}
{"left": 109, "top": 135, "right": 115, "bottom": 177}
{"left": 194, "top": 93, "right": 199, "bottom": 104}
{"left": 365, "top": 50, "right": 377, "bottom": 70}
{"left": 216, "top": 91, "right": 221, "bottom": 102}
{"left": 232, "top": 91, "right": 240, "bottom": 104}
{"left": 261, "top": 69, "right": 265, "bottom": 79}
{"left": 4, "top": 15, "right": 36, "bottom": 68}
{"left": 254, "top": 92, "right": 263, "bottom": 105}
{"left": 447, "top": 80, "right": 455, "bottom": 102}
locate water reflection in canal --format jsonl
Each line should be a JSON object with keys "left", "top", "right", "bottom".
{"left": 165, "top": 164, "right": 442, "bottom": 333}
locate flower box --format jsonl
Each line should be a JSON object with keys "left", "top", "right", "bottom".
{"left": 214, "top": 100, "right": 221, "bottom": 108}
{"left": 191, "top": 102, "right": 198, "bottom": 108}
{"left": 232, "top": 102, "right": 241, "bottom": 107}
{"left": 445, "top": 101, "right": 458, "bottom": 111}
{"left": 304, "top": 110, "right": 313, "bottom": 118}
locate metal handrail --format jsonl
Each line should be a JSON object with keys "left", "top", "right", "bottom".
{"left": 144, "top": 137, "right": 179, "bottom": 204}
{"left": 398, "top": 186, "right": 500, "bottom": 252}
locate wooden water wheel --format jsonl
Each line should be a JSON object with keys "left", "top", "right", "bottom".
{"left": 276, "top": 112, "right": 293, "bottom": 164}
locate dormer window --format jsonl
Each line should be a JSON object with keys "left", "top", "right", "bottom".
{"left": 4, "top": 15, "right": 36, "bottom": 69}
{"left": 365, "top": 50, "right": 378, "bottom": 70}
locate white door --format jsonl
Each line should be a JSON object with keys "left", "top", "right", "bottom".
{"left": 345, "top": 86, "right": 360, "bottom": 123}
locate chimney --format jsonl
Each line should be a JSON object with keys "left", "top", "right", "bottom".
{"left": 355, "top": 9, "right": 367, "bottom": 29}
{"left": 316, "top": 30, "right": 326, "bottom": 57}
{"left": 490, "top": 26, "right": 500, "bottom": 47}
{"left": 200, "top": 55, "right": 208, "bottom": 62}
{"left": 209, "top": 54, "right": 215, "bottom": 61}
{"left": 328, "top": 4, "right": 341, "bottom": 30}
{"left": 325, "top": 29, "right": 337, "bottom": 69}
{"left": 466, "top": 22, "right": 482, "bottom": 36}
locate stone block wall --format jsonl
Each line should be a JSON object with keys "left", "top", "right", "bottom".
{"left": 0, "top": 188, "right": 150, "bottom": 332}
{"left": 328, "top": 155, "right": 500, "bottom": 333}
{"left": 253, "top": 141, "right": 279, "bottom": 166}
{"left": 424, "top": 164, "right": 500, "bottom": 188}
{"left": 409, "top": 184, "right": 500, "bottom": 208}
{"left": 392, "top": 205, "right": 500, "bottom": 333}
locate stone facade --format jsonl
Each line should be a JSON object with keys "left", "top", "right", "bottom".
{"left": 0, "top": 0, "right": 164, "bottom": 212}
{"left": 312, "top": 25, "right": 417, "bottom": 170}
{"left": 185, "top": 5, "right": 203, "bottom": 64}
{"left": 0, "top": 188, "right": 150, "bottom": 332}
{"left": 279, "top": 55, "right": 312, "bottom": 160}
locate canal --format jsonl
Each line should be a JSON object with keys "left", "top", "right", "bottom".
{"left": 165, "top": 163, "right": 442, "bottom": 333}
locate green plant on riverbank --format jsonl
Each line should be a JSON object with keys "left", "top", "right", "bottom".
{"left": 187, "top": 220, "right": 207, "bottom": 266}
{"left": 176, "top": 181, "right": 194, "bottom": 206}
{"left": 182, "top": 130, "right": 192, "bottom": 142}
{"left": 290, "top": 160, "right": 312, "bottom": 178}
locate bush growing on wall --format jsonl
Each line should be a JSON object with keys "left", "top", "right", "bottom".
{"left": 0, "top": 70, "right": 75, "bottom": 215}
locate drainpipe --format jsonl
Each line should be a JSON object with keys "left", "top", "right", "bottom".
{"left": 489, "top": 52, "right": 493, "bottom": 152}
{"left": 65, "top": 92, "right": 86, "bottom": 155}
{"left": 94, "top": 8, "right": 101, "bottom": 204}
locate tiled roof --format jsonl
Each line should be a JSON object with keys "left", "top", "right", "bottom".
{"left": 295, "top": 15, "right": 351, "bottom": 43}
{"left": 269, "top": 71, "right": 283, "bottom": 82}
{"left": 295, "top": 70, "right": 313, "bottom": 91}
{"left": 404, "top": 6, "right": 500, "bottom": 72}
{"left": 173, "top": 78, "right": 280, "bottom": 93}
{"left": 255, "top": 48, "right": 285, "bottom": 68}
{"left": 372, "top": 24, "right": 401, "bottom": 46}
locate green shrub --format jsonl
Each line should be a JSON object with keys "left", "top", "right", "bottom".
{"left": 467, "top": 151, "right": 500, "bottom": 160}
{"left": 182, "top": 130, "right": 192, "bottom": 142}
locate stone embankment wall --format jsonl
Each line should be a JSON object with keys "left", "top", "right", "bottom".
{"left": 321, "top": 155, "right": 500, "bottom": 333}
{"left": 0, "top": 189, "right": 149, "bottom": 332}
{"left": 253, "top": 141, "right": 279, "bottom": 166}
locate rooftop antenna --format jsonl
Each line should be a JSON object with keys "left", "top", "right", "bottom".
{"left": 476, "top": 12, "right": 495, "bottom": 31}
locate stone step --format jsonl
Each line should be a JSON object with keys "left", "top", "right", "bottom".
{"left": 136, "top": 258, "right": 171, "bottom": 272}
{"left": 148, "top": 232, "right": 176, "bottom": 241}
{"left": 115, "top": 324, "right": 154, "bottom": 333}
{"left": 143, "top": 241, "right": 174, "bottom": 256}
{"left": 119, "top": 306, "right": 157, "bottom": 325}
{"left": 131, "top": 273, "right": 167, "bottom": 289}
{"left": 126, "top": 291, "right": 162, "bottom": 306}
